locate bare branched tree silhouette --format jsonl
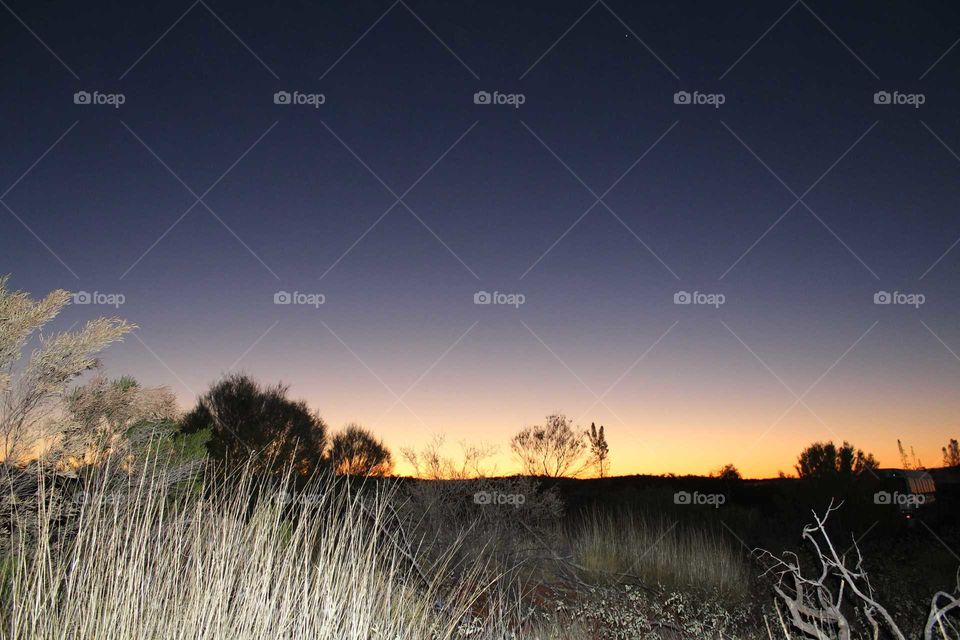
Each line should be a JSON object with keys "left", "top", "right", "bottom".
{"left": 511, "top": 413, "right": 586, "bottom": 478}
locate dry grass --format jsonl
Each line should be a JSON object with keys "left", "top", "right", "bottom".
{"left": 0, "top": 462, "right": 491, "bottom": 640}
{"left": 0, "top": 460, "right": 767, "bottom": 639}
{"left": 569, "top": 509, "right": 752, "bottom": 599}
{"left": 0, "top": 457, "right": 811, "bottom": 639}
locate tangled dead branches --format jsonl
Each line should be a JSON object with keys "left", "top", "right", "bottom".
{"left": 757, "top": 500, "right": 960, "bottom": 639}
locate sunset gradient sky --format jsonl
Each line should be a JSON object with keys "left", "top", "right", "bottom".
{"left": 3, "top": 1, "right": 960, "bottom": 477}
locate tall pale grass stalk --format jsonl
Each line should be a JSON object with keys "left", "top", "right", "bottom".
{"left": 1, "top": 460, "right": 489, "bottom": 640}
{"left": 569, "top": 509, "right": 751, "bottom": 598}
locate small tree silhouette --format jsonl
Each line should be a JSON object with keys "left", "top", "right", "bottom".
{"left": 898, "top": 438, "right": 924, "bottom": 469}
{"left": 943, "top": 438, "right": 960, "bottom": 467}
{"left": 586, "top": 422, "right": 610, "bottom": 478}
{"left": 795, "top": 441, "right": 877, "bottom": 481}
{"left": 712, "top": 464, "right": 742, "bottom": 481}
{"left": 329, "top": 423, "right": 392, "bottom": 477}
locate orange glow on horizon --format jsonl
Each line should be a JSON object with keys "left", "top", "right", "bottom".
{"left": 385, "top": 434, "right": 952, "bottom": 480}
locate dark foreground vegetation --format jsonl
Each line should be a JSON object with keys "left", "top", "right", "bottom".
{"left": 5, "top": 458, "right": 960, "bottom": 639}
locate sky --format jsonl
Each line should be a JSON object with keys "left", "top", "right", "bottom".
{"left": 2, "top": 1, "right": 960, "bottom": 478}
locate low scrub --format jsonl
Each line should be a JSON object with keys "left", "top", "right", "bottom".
{"left": 569, "top": 508, "right": 752, "bottom": 600}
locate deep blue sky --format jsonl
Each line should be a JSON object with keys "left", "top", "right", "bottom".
{"left": 3, "top": 1, "right": 960, "bottom": 475}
